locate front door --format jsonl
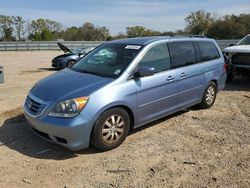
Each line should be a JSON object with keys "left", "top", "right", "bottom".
{"left": 134, "top": 43, "right": 178, "bottom": 125}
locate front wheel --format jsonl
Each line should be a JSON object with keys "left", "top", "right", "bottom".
{"left": 67, "top": 60, "right": 75, "bottom": 68}
{"left": 199, "top": 82, "right": 217, "bottom": 109}
{"left": 91, "top": 108, "right": 130, "bottom": 151}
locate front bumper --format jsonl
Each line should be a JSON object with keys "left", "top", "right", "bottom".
{"left": 24, "top": 108, "right": 94, "bottom": 151}
{"left": 51, "top": 59, "right": 67, "bottom": 69}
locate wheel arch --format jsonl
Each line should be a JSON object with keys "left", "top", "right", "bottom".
{"left": 210, "top": 79, "right": 218, "bottom": 89}
{"left": 91, "top": 103, "right": 136, "bottom": 133}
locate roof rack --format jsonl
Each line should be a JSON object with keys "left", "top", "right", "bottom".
{"left": 189, "top": 35, "right": 206, "bottom": 38}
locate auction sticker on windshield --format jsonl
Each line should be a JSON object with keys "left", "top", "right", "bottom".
{"left": 125, "top": 45, "right": 141, "bottom": 50}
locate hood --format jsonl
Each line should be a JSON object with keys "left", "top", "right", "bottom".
{"left": 223, "top": 45, "right": 250, "bottom": 53}
{"left": 52, "top": 54, "right": 79, "bottom": 62}
{"left": 30, "top": 69, "right": 114, "bottom": 102}
{"left": 57, "top": 42, "right": 73, "bottom": 54}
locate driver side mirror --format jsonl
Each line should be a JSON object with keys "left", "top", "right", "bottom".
{"left": 78, "top": 52, "right": 83, "bottom": 57}
{"left": 137, "top": 66, "right": 155, "bottom": 77}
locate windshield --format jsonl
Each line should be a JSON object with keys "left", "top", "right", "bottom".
{"left": 70, "top": 48, "right": 83, "bottom": 54}
{"left": 71, "top": 43, "right": 143, "bottom": 78}
{"left": 238, "top": 36, "right": 250, "bottom": 45}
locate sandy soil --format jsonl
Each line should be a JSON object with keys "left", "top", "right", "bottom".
{"left": 0, "top": 51, "right": 249, "bottom": 188}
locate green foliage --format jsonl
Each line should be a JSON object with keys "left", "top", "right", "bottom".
{"left": 60, "top": 22, "right": 110, "bottom": 41}
{"left": 0, "top": 12, "right": 249, "bottom": 41}
{"left": 126, "top": 26, "right": 161, "bottom": 37}
{"left": 31, "top": 29, "right": 54, "bottom": 41}
{"left": 13, "top": 16, "right": 25, "bottom": 40}
{"left": 185, "top": 10, "right": 215, "bottom": 35}
{"left": 185, "top": 11, "right": 250, "bottom": 39}
{"left": 28, "top": 18, "right": 62, "bottom": 41}
{"left": 0, "top": 15, "right": 14, "bottom": 41}
{"left": 206, "top": 14, "right": 250, "bottom": 39}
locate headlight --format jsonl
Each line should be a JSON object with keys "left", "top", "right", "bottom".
{"left": 48, "top": 96, "right": 89, "bottom": 118}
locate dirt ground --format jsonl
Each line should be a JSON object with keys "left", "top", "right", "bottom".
{"left": 0, "top": 51, "right": 249, "bottom": 188}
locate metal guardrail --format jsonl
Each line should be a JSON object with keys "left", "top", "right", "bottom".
{"left": 0, "top": 39, "right": 240, "bottom": 51}
{"left": 216, "top": 40, "right": 239, "bottom": 49}
{"left": 0, "top": 41, "right": 104, "bottom": 51}
{"left": 0, "top": 66, "right": 4, "bottom": 83}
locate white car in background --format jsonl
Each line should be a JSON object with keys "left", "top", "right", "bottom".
{"left": 223, "top": 34, "right": 250, "bottom": 82}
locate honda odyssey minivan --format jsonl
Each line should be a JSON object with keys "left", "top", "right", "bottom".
{"left": 24, "top": 36, "right": 227, "bottom": 151}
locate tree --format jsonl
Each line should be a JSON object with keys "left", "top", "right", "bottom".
{"left": 160, "top": 31, "right": 175, "bottom": 36}
{"left": 13, "top": 16, "right": 25, "bottom": 40}
{"left": 45, "top": 19, "right": 62, "bottom": 32}
{"left": 185, "top": 10, "right": 215, "bottom": 35}
{"left": 126, "top": 26, "right": 146, "bottom": 37}
{"left": 96, "top": 26, "right": 110, "bottom": 40}
{"left": 61, "top": 26, "right": 79, "bottom": 41}
{"left": 77, "top": 22, "right": 110, "bottom": 41}
{"left": 0, "top": 15, "right": 14, "bottom": 41}
{"left": 41, "top": 29, "right": 54, "bottom": 40}
{"left": 126, "top": 26, "right": 162, "bottom": 37}
{"left": 28, "top": 18, "right": 62, "bottom": 40}
{"left": 206, "top": 14, "right": 250, "bottom": 39}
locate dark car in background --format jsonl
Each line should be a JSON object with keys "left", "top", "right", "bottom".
{"left": 223, "top": 34, "right": 250, "bottom": 82}
{"left": 52, "top": 43, "right": 95, "bottom": 69}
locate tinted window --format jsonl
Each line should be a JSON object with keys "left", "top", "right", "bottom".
{"left": 72, "top": 43, "right": 142, "bottom": 78}
{"left": 238, "top": 35, "right": 250, "bottom": 45}
{"left": 197, "top": 41, "right": 220, "bottom": 61}
{"left": 139, "top": 43, "right": 171, "bottom": 73}
{"left": 169, "top": 41, "right": 196, "bottom": 68}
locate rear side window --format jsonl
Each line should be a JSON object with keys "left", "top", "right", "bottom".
{"left": 197, "top": 41, "right": 220, "bottom": 62}
{"left": 139, "top": 43, "right": 171, "bottom": 73}
{"left": 169, "top": 41, "right": 196, "bottom": 68}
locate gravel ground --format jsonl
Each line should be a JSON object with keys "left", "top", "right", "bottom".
{"left": 0, "top": 51, "right": 249, "bottom": 188}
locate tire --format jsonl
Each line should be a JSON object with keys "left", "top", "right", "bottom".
{"left": 226, "top": 72, "right": 234, "bottom": 83}
{"left": 91, "top": 108, "right": 130, "bottom": 151}
{"left": 67, "top": 60, "right": 75, "bottom": 68}
{"left": 199, "top": 82, "right": 217, "bottom": 109}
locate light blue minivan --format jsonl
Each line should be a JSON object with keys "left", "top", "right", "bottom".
{"left": 24, "top": 36, "right": 227, "bottom": 151}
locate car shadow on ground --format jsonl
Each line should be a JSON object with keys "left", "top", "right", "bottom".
{"left": 38, "top": 68, "right": 58, "bottom": 71}
{"left": 0, "top": 109, "right": 190, "bottom": 159}
{"left": 224, "top": 76, "right": 250, "bottom": 91}
{"left": 0, "top": 114, "right": 99, "bottom": 160}
{"left": 129, "top": 110, "right": 187, "bottom": 136}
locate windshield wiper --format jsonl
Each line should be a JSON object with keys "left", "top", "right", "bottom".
{"left": 76, "top": 69, "right": 107, "bottom": 77}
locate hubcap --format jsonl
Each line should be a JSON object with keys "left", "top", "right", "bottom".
{"left": 68, "top": 61, "right": 74, "bottom": 67}
{"left": 102, "top": 115, "right": 125, "bottom": 144}
{"left": 205, "top": 86, "right": 215, "bottom": 105}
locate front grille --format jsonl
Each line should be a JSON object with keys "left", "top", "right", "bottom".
{"left": 25, "top": 96, "right": 47, "bottom": 116}
{"left": 231, "top": 53, "right": 250, "bottom": 66}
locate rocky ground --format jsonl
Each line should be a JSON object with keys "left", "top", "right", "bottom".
{"left": 0, "top": 51, "right": 249, "bottom": 188}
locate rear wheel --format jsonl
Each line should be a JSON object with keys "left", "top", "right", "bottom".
{"left": 199, "top": 82, "right": 217, "bottom": 109}
{"left": 91, "top": 108, "right": 130, "bottom": 151}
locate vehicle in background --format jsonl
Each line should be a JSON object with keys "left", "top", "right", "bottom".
{"left": 24, "top": 36, "right": 226, "bottom": 151}
{"left": 52, "top": 42, "right": 95, "bottom": 69}
{"left": 0, "top": 66, "right": 3, "bottom": 84}
{"left": 223, "top": 34, "right": 250, "bottom": 82}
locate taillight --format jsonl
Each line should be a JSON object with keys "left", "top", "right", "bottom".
{"left": 224, "top": 63, "right": 227, "bottom": 71}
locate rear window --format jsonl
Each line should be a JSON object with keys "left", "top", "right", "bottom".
{"left": 197, "top": 41, "right": 220, "bottom": 62}
{"left": 169, "top": 41, "right": 197, "bottom": 68}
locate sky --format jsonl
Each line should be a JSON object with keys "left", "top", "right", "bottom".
{"left": 0, "top": 0, "right": 250, "bottom": 35}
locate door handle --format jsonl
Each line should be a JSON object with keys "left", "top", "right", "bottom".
{"left": 180, "top": 72, "right": 187, "bottom": 77}
{"left": 166, "top": 75, "right": 175, "bottom": 81}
